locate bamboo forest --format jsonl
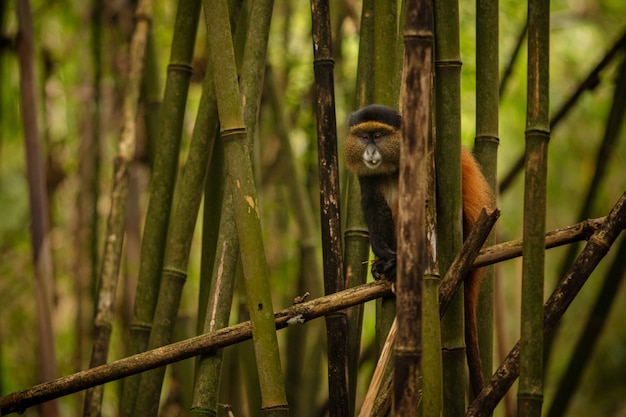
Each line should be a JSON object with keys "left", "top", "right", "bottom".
{"left": 1, "top": 0, "right": 626, "bottom": 416}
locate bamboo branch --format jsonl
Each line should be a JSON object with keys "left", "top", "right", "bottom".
{"left": 467, "top": 191, "right": 626, "bottom": 417}
{"left": 0, "top": 281, "right": 393, "bottom": 416}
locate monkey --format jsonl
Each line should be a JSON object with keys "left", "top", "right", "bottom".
{"left": 345, "top": 104, "right": 494, "bottom": 397}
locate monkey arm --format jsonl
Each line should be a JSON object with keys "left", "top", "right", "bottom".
{"left": 359, "top": 178, "right": 397, "bottom": 279}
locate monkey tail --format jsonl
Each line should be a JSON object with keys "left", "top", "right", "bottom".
{"left": 464, "top": 267, "right": 486, "bottom": 398}
{"left": 460, "top": 146, "right": 494, "bottom": 398}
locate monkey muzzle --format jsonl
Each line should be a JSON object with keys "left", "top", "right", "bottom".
{"left": 363, "top": 145, "right": 382, "bottom": 169}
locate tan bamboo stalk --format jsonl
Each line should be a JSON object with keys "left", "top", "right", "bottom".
{"left": 16, "top": 1, "right": 59, "bottom": 416}
{"left": 82, "top": 0, "right": 151, "bottom": 415}
{"left": 309, "top": 0, "right": 350, "bottom": 415}
{"left": 518, "top": 0, "right": 550, "bottom": 414}
{"left": 474, "top": 0, "right": 499, "bottom": 395}
{"left": 120, "top": 0, "right": 200, "bottom": 413}
{"left": 433, "top": 0, "right": 465, "bottom": 412}
{"left": 393, "top": 0, "right": 432, "bottom": 413}
{"left": 467, "top": 191, "right": 626, "bottom": 417}
{"left": 204, "top": 0, "right": 288, "bottom": 414}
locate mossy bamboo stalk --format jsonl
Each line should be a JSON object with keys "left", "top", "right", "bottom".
{"left": 345, "top": 0, "right": 375, "bottom": 411}
{"left": 433, "top": 0, "right": 465, "bottom": 412}
{"left": 16, "top": 2, "right": 59, "bottom": 416}
{"left": 422, "top": 100, "right": 443, "bottom": 417}
{"left": 371, "top": 0, "right": 400, "bottom": 359}
{"left": 518, "top": 0, "right": 550, "bottom": 414}
{"left": 83, "top": 0, "right": 151, "bottom": 414}
{"left": 310, "top": 1, "right": 350, "bottom": 415}
{"left": 545, "top": 234, "right": 626, "bottom": 417}
{"left": 197, "top": 137, "right": 226, "bottom": 335}
{"left": 190, "top": 188, "right": 239, "bottom": 417}
{"left": 132, "top": 50, "right": 218, "bottom": 417}
{"left": 393, "top": 0, "right": 432, "bottom": 413}
{"left": 120, "top": 0, "right": 200, "bottom": 414}
{"left": 466, "top": 191, "right": 626, "bottom": 417}
{"left": 141, "top": 31, "right": 162, "bottom": 161}
{"left": 204, "top": 0, "right": 288, "bottom": 414}
{"left": 474, "top": 0, "right": 499, "bottom": 396}
{"left": 266, "top": 66, "right": 325, "bottom": 414}
{"left": 373, "top": 0, "right": 399, "bottom": 107}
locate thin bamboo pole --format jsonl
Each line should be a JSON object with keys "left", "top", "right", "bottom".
{"left": 499, "top": 29, "right": 626, "bottom": 194}
{"left": 518, "top": 0, "right": 550, "bottom": 414}
{"left": 474, "top": 0, "right": 499, "bottom": 397}
{"left": 545, "top": 234, "right": 626, "bottom": 417}
{"left": 83, "top": 0, "right": 151, "bottom": 414}
{"left": 309, "top": 1, "right": 350, "bottom": 415}
{"left": 393, "top": 0, "right": 432, "bottom": 414}
{"left": 467, "top": 191, "right": 626, "bottom": 417}
{"left": 433, "top": 0, "right": 465, "bottom": 412}
{"left": 120, "top": 0, "right": 200, "bottom": 413}
{"left": 16, "top": 1, "right": 59, "bottom": 416}
{"left": 131, "top": 45, "right": 219, "bottom": 417}
{"left": 204, "top": 0, "right": 288, "bottom": 414}
{"left": 190, "top": 186, "right": 239, "bottom": 417}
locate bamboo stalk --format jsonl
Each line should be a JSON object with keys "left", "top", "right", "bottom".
{"left": 474, "top": 0, "right": 499, "bottom": 397}
{"left": 131, "top": 43, "right": 219, "bottom": 417}
{"left": 309, "top": 1, "right": 350, "bottom": 415}
{"left": 83, "top": 0, "right": 151, "bottom": 414}
{"left": 545, "top": 234, "right": 626, "bottom": 417}
{"left": 393, "top": 0, "right": 432, "bottom": 413}
{"left": 466, "top": 191, "right": 626, "bottom": 417}
{"left": 499, "top": 29, "right": 626, "bottom": 194}
{"left": 190, "top": 187, "right": 239, "bottom": 417}
{"left": 518, "top": 0, "right": 550, "bottom": 414}
{"left": 266, "top": 66, "right": 325, "bottom": 414}
{"left": 345, "top": 0, "right": 375, "bottom": 412}
{"left": 204, "top": 0, "right": 288, "bottom": 414}
{"left": 546, "top": 49, "right": 626, "bottom": 361}
{"left": 120, "top": 0, "right": 200, "bottom": 413}
{"left": 433, "top": 0, "right": 465, "bottom": 412}
{"left": 16, "top": 1, "right": 59, "bottom": 416}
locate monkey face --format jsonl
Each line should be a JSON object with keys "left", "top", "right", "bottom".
{"left": 345, "top": 122, "right": 400, "bottom": 177}
{"left": 345, "top": 105, "right": 402, "bottom": 177}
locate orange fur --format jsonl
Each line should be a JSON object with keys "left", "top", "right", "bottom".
{"left": 461, "top": 147, "right": 495, "bottom": 397}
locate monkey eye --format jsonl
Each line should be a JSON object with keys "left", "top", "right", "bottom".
{"left": 373, "top": 132, "right": 384, "bottom": 141}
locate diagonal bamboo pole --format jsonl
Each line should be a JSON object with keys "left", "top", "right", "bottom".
{"left": 204, "top": 0, "right": 288, "bottom": 414}
{"left": 120, "top": 0, "right": 200, "bottom": 414}
{"left": 467, "top": 191, "right": 626, "bottom": 417}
